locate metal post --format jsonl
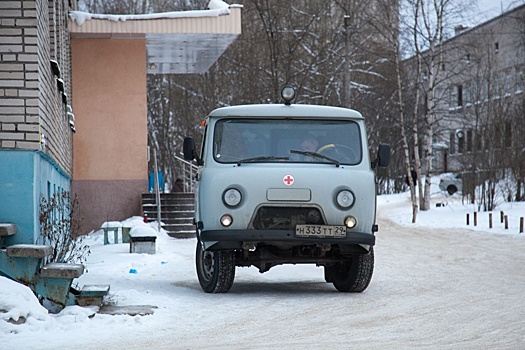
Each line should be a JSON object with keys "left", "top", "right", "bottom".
{"left": 153, "top": 148, "right": 161, "bottom": 232}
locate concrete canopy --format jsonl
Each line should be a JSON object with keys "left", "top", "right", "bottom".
{"left": 69, "top": 5, "right": 241, "bottom": 74}
{"left": 145, "top": 32, "right": 239, "bottom": 74}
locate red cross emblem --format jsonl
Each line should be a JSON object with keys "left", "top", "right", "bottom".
{"left": 283, "top": 174, "right": 294, "bottom": 186}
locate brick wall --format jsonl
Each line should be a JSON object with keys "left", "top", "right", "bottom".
{"left": 0, "top": 0, "right": 73, "bottom": 176}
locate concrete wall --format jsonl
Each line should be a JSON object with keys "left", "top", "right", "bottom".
{"left": 71, "top": 38, "right": 148, "bottom": 232}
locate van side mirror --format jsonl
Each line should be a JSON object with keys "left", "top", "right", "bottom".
{"left": 183, "top": 137, "right": 196, "bottom": 161}
{"left": 372, "top": 143, "right": 391, "bottom": 169}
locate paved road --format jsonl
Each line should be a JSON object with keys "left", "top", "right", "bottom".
{"left": 92, "top": 214, "right": 525, "bottom": 350}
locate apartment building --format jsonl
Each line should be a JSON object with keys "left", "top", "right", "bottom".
{"left": 431, "top": 5, "right": 525, "bottom": 173}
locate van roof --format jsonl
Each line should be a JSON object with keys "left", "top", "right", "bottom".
{"left": 208, "top": 104, "right": 364, "bottom": 120}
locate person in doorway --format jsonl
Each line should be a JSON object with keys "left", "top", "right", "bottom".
{"left": 172, "top": 178, "right": 184, "bottom": 192}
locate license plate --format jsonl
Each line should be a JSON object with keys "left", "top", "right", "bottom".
{"left": 295, "top": 225, "right": 347, "bottom": 238}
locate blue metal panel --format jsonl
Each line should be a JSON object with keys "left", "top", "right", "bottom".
{"left": 0, "top": 250, "right": 43, "bottom": 286}
{"left": 34, "top": 276, "right": 74, "bottom": 307}
{"left": 0, "top": 150, "right": 71, "bottom": 245}
{"left": 0, "top": 150, "right": 36, "bottom": 245}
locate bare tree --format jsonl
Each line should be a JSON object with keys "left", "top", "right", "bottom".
{"left": 361, "top": 0, "right": 422, "bottom": 220}
{"left": 147, "top": 0, "right": 400, "bottom": 186}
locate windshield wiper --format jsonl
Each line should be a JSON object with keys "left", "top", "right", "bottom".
{"left": 237, "top": 156, "right": 289, "bottom": 166}
{"left": 289, "top": 150, "right": 340, "bottom": 167}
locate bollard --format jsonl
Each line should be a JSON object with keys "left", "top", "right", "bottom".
{"left": 520, "top": 217, "right": 524, "bottom": 233}
{"left": 489, "top": 213, "right": 492, "bottom": 229}
{"left": 504, "top": 215, "right": 508, "bottom": 230}
{"left": 474, "top": 212, "right": 477, "bottom": 226}
{"left": 466, "top": 213, "right": 470, "bottom": 226}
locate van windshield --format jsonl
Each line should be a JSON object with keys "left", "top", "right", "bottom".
{"left": 213, "top": 119, "right": 362, "bottom": 165}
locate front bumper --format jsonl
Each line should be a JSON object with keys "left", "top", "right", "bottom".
{"left": 199, "top": 229, "right": 375, "bottom": 250}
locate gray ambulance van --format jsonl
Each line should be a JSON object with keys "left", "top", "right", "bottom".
{"left": 184, "top": 86, "right": 390, "bottom": 293}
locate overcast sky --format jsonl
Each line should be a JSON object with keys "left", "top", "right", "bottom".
{"left": 476, "top": 0, "right": 525, "bottom": 23}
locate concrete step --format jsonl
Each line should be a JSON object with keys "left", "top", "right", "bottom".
{"left": 7, "top": 244, "right": 53, "bottom": 258}
{"left": 167, "top": 230, "right": 196, "bottom": 239}
{"left": 40, "top": 262, "right": 84, "bottom": 279}
{"left": 144, "top": 210, "right": 194, "bottom": 218}
{"left": 142, "top": 197, "right": 194, "bottom": 204}
{"left": 144, "top": 213, "right": 195, "bottom": 223}
{"left": 70, "top": 284, "right": 110, "bottom": 307}
{"left": 142, "top": 192, "right": 194, "bottom": 199}
{"left": 0, "top": 223, "right": 16, "bottom": 236}
{"left": 162, "top": 223, "right": 196, "bottom": 232}
{"left": 1, "top": 245, "right": 52, "bottom": 286}
{"left": 35, "top": 263, "right": 85, "bottom": 309}
{"left": 142, "top": 192, "right": 196, "bottom": 238}
{"left": 143, "top": 203, "right": 195, "bottom": 211}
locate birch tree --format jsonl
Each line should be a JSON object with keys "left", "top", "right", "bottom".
{"left": 403, "top": 0, "right": 477, "bottom": 210}
{"left": 362, "top": 0, "right": 421, "bottom": 219}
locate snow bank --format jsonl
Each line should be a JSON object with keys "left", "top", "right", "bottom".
{"left": 0, "top": 276, "right": 50, "bottom": 333}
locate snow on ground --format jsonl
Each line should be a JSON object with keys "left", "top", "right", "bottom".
{"left": 1, "top": 182, "right": 525, "bottom": 349}
{"left": 381, "top": 187, "right": 525, "bottom": 236}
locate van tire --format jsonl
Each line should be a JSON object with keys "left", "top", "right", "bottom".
{"left": 326, "top": 248, "right": 374, "bottom": 292}
{"left": 196, "top": 242, "right": 236, "bottom": 293}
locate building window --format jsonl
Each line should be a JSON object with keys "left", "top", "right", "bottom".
{"left": 466, "top": 129, "right": 472, "bottom": 152}
{"left": 493, "top": 73, "right": 500, "bottom": 98}
{"left": 483, "top": 79, "right": 489, "bottom": 101}
{"left": 457, "top": 131, "right": 465, "bottom": 153}
{"left": 494, "top": 42, "right": 499, "bottom": 53}
{"left": 457, "top": 85, "right": 463, "bottom": 106}
{"left": 475, "top": 131, "right": 482, "bottom": 151}
{"left": 504, "top": 74, "right": 511, "bottom": 96}
{"left": 449, "top": 132, "right": 455, "bottom": 154}
{"left": 464, "top": 82, "right": 471, "bottom": 105}
{"left": 516, "top": 69, "right": 524, "bottom": 94}
{"left": 449, "top": 86, "right": 457, "bottom": 108}
{"left": 505, "top": 122, "right": 512, "bottom": 148}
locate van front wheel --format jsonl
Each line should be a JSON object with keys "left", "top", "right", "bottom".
{"left": 196, "top": 242, "right": 236, "bottom": 293}
{"left": 325, "top": 248, "right": 374, "bottom": 292}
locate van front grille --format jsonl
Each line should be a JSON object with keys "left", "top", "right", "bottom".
{"left": 251, "top": 206, "right": 325, "bottom": 230}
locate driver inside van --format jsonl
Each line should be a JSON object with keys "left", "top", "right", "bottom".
{"left": 300, "top": 134, "right": 319, "bottom": 152}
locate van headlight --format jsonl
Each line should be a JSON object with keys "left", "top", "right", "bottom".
{"left": 336, "top": 189, "right": 355, "bottom": 209}
{"left": 223, "top": 188, "right": 242, "bottom": 208}
{"left": 344, "top": 216, "right": 357, "bottom": 229}
{"left": 220, "top": 214, "right": 233, "bottom": 227}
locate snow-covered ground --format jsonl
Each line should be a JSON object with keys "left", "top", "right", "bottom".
{"left": 2, "top": 183, "right": 525, "bottom": 349}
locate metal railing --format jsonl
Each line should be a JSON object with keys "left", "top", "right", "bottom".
{"left": 153, "top": 148, "right": 162, "bottom": 232}
{"left": 174, "top": 154, "right": 198, "bottom": 192}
